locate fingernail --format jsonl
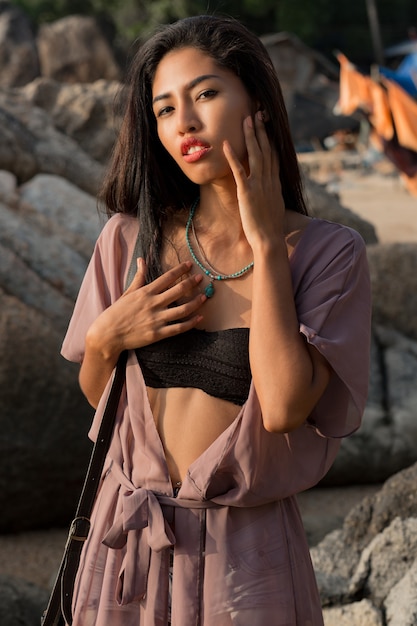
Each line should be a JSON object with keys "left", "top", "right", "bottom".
{"left": 256, "top": 110, "right": 263, "bottom": 121}
{"left": 246, "top": 116, "right": 253, "bottom": 128}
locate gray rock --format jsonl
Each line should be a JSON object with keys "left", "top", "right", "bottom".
{"left": 0, "top": 201, "right": 89, "bottom": 303}
{"left": 21, "top": 77, "right": 123, "bottom": 164}
{"left": 0, "top": 289, "right": 93, "bottom": 532}
{"left": 343, "top": 462, "right": 417, "bottom": 546}
{"left": 322, "top": 599, "right": 383, "bottom": 626}
{"left": 323, "top": 327, "right": 417, "bottom": 485}
{"left": 0, "top": 575, "right": 48, "bottom": 626}
{"left": 368, "top": 242, "right": 417, "bottom": 341}
{"left": 380, "top": 327, "right": 417, "bottom": 470}
{"left": 0, "top": 168, "right": 19, "bottom": 205}
{"left": 20, "top": 173, "right": 103, "bottom": 257}
{"left": 365, "top": 331, "right": 386, "bottom": 409}
{"left": 349, "top": 517, "right": 417, "bottom": 606}
{"left": 261, "top": 32, "right": 355, "bottom": 147}
{"left": 0, "top": 243, "right": 74, "bottom": 332}
{"left": 325, "top": 404, "right": 392, "bottom": 484}
{"left": 384, "top": 557, "right": 417, "bottom": 626}
{"left": 312, "top": 529, "right": 362, "bottom": 605}
{"left": 304, "top": 176, "right": 378, "bottom": 244}
{"left": 0, "top": 103, "right": 38, "bottom": 181}
{"left": 0, "top": 176, "right": 102, "bottom": 532}
{"left": 0, "top": 4, "right": 40, "bottom": 88}
{"left": 0, "top": 93, "right": 104, "bottom": 195}
{"left": 37, "top": 15, "right": 120, "bottom": 83}
{"left": 312, "top": 463, "right": 417, "bottom": 610}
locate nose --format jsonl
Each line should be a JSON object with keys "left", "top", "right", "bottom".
{"left": 177, "top": 102, "right": 201, "bottom": 135}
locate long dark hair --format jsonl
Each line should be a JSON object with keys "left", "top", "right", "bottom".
{"left": 100, "top": 15, "right": 308, "bottom": 280}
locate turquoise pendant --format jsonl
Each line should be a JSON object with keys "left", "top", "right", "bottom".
{"left": 205, "top": 282, "right": 215, "bottom": 298}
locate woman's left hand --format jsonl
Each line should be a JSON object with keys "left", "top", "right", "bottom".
{"left": 223, "top": 111, "right": 285, "bottom": 249}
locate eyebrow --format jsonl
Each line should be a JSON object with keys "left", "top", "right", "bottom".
{"left": 152, "top": 74, "right": 222, "bottom": 105}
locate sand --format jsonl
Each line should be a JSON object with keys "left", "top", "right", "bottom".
{"left": 300, "top": 150, "right": 417, "bottom": 244}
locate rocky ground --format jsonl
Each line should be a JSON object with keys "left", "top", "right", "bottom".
{"left": 0, "top": 151, "right": 415, "bottom": 594}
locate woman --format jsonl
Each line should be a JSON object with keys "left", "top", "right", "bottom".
{"left": 61, "top": 14, "right": 372, "bottom": 626}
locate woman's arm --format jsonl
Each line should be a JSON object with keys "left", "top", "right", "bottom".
{"left": 79, "top": 259, "right": 206, "bottom": 408}
{"left": 248, "top": 237, "right": 332, "bottom": 432}
{"left": 224, "top": 114, "right": 331, "bottom": 433}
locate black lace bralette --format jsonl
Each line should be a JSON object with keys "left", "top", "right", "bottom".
{"left": 135, "top": 327, "right": 251, "bottom": 406}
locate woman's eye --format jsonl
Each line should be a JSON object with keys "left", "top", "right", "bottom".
{"left": 198, "top": 89, "right": 217, "bottom": 100}
{"left": 157, "top": 105, "right": 174, "bottom": 117}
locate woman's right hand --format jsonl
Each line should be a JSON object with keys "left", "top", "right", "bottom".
{"left": 96, "top": 258, "right": 206, "bottom": 356}
{"left": 79, "top": 259, "right": 206, "bottom": 408}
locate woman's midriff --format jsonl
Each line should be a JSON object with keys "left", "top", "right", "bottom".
{"left": 146, "top": 386, "right": 242, "bottom": 485}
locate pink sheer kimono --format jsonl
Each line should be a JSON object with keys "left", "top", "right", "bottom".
{"left": 61, "top": 213, "right": 371, "bottom": 626}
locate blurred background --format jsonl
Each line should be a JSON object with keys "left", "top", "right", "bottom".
{"left": 9, "top": 0, "right": 417, "bottom": 65}
{"left": 0, "top": 1, "right": 417, "bottom": 625}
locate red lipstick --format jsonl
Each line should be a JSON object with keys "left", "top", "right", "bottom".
{"left": 181, "top": 138, "right": 211, "bottom": 163}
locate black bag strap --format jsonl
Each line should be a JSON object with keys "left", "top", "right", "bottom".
{"left": 75, "top": 349, "right": 128, "bottom": 518}
{"left": 41, "top": 350, "right": 128, "bottom": 626}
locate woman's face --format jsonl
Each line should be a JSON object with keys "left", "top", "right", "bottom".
{"left": 151, "top": 47, "right": 255, "bottom": 186}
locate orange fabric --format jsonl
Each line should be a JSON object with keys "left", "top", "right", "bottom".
{"left": 336, "top": 53, "right": 373, "bottom": 115}
{"left": 384, "top": 78, "right": 417, "bottom": 152}
{"left": 337, "top": 53, "right": 417, "bottom": 196}
{"left": 368, "top": 80, "right": 394, "bottom": 141}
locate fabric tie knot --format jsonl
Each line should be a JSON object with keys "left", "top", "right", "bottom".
{"left": 102, "top": 486, "right": 176, "bottom": 605}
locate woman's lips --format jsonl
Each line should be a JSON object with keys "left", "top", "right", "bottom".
{"left": 181, "top": 139, "right": 211, "bottom": 163}
{"left": 183, "top": 145, "right": 211, "bottom": 163}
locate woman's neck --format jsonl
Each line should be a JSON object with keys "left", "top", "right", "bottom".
{"left": 197, "top": 185, "right": 243, "bottom": 241}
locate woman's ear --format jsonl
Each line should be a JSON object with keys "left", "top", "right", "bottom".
{"left": 257, "top": 109, "right": 270, "bottom": 122}
{"left": 253, "top": 99, "right": 270, "bottom": 122}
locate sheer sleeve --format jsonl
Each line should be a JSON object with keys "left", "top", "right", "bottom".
{"left": 292, "top": 219, "right": 372, "bottom": 438}
{"left": 61, "top": 213, "right": 139, "bottom": 363}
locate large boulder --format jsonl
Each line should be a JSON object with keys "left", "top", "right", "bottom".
{"left": 384, "top": 558, "right": 417, "bottom": 626}
{"left": 0, "top": 288, "right": 93, "bottom": 532}
{"left": 304, "top": 176, "right": 378, "bottom": 244}
{"left": 323, "top": 326, "right": 417, "bottom": 484}
{"left": 349, "top": 517, "right": 417, "bottom": 605}
{"left": 21, "top": 77, "right": 123, "bottom": 164}
{"left": 37, "top": 15, "right": 121, "bottom": 83}
{"left": 323, "top": 242, "right": 417, "bottom": 486}
{"left": 19, "top": 173, "right": 104, "bottom": 260}
{"left": 367, "top": 242, "right": 417, "bottom": 341}
{"left": 0, "top": 575, "right": 48, "bottom": 626}
{"left": 313, "top": 462, "right": 417, "bottom": 624}
{"left": 0, "top": 91, "right": 104, "bottom": 194}
{"left": 261, "top": 32, "right": 358, "bottom": 147}
{"left": 0, "top": 188, "right": 98, "bottom": 315}
{"left": 0, "top": 3, "right": 40, "bottom": 88}
{"left": 323, "top": 600, "right": 383, "bottom": 626}
{"left": 0, "top": 173, "right": 101, "bottom": 532}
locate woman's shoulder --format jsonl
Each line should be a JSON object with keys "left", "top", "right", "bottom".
{"left": 100, "top": 212, "right": 139, "bottom": 239}
{"left": 287, "top": 214, "right": 368, "bottom": 293}
{"left": 97, "top": 212, "right": 139, "bottom": 251}
{"left": 288, "top": 213, "right": 366, "bottom": 259}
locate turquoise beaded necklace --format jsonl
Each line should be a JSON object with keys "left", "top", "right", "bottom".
{"left": 185, "top": 198, "right": 254, "bottom": 298}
